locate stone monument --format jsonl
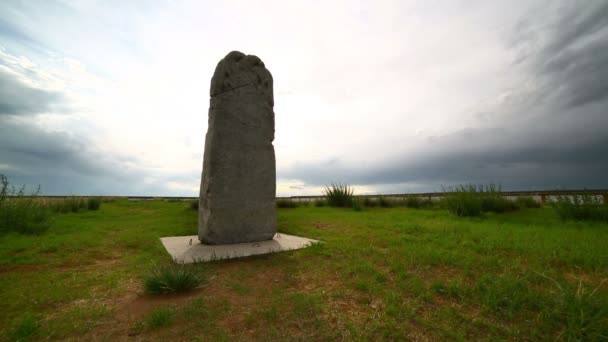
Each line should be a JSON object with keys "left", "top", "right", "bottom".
{"left": 198, "top": 51, "right": 277, "bottom": 245}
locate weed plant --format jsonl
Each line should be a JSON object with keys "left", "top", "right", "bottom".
{"left": 144, "top": 264, "right": 205, "bottom": 294}
{"left": 0, "top": 175, "right": 52, "bottom": 235}
{"left": 323, "top": 183, "right": 355, "bottom": 208}
{"left": 553, "top": 194, "right": 608, "bottom": 222}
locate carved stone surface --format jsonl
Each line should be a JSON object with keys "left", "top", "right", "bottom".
{"left": 198, "top": 51, "right": 277, "bottom": 245}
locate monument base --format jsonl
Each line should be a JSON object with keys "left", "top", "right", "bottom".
{"left": 160, "top": 233, "right": 318, "bottom": 264}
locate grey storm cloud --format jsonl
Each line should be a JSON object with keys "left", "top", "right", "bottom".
{"left": 512, "top": 1, "right": 608, "bottom": 109}
{"left": 280, "top": 1, "right": 608, "bottom": 191}
{"left": 0, "top": 117, "right": 188, "bottom": 196}
{"left": 0, "top": 68, "right": 64, "bottom": 116}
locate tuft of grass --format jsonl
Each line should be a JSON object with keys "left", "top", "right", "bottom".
{"left": 0, "top": 175, "right": 52, "bottom": 235}
{"left": 323, "top": 183, "right": 355, "bottom": 208}
{"left": 10, "top": 314, "right": 40, "bottom": 341}
{"left": 552, "top": 193, "right": 608, "bottom": 222}
{"left": 537, "top": 274, "right": 608, "bottom": 340}
{"left": 144, "top": 264, "right": 205, "bottom": 294}
{"left": 86, "top": 197, "right": 102, "bottom": 211}
{"left": 276, "top": 199, "right": 299, "bottom": 208}
{"left": 147, "top": 307, "right": 175, "bottom": 329}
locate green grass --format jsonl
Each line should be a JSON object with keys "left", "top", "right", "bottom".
{"left": 0, "top": 200, "right": 606, "bottom": 340}
{"left": 0, "top": 175, "right": 52, "bottom": 235}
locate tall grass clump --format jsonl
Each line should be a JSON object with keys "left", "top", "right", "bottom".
{"left": 442, "top": 183, "right": 517, "bottom": 217}
{"left": 552, "top": 194, "right": 608, "bottom": 222}
{"left": 0, "top": 175, "right": 52, "bottom": 235}
{"left": 144, "top": 264, "right": 205, "bottom": 294}
{"left": 276, "top": 199, "right": 299, "bottom": 208}
{"left": 442, "top": 184, "right": 483, "bottom": 217}
{"left": 86, "top": 197, "right": 102, "bottom": 210}
{"left": 479, "top": 183, "right": 518, "bottom": 213}
{"left": 323, "top": 183, "right": 355, "bottom": 208}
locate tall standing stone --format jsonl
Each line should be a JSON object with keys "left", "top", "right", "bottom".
{"left": 198, "top": 51, "right": 277, "bottom": 245}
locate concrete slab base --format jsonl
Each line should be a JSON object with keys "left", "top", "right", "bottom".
{"left": 160, "top": 233, "right": 319, "bottom": 264}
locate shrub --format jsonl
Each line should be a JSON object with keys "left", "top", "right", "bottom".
{"left": 87, "top": 197, "right": 102, "bottom": 210}
{"left": 144, "top": 265, "right": 205, "bottom": 294}
{"left": 516, "top": 196, "right": 541, "bottom": 209}
{"left": 552, "top": 194, "right": 608, "bottom": 222}
{"left": 276, "top": 199, "right": 299, "bottom": 208}
{"left": 0, "top": 175, "right": 52, "bottom": 235}
{"left": 323, "top": 183, "right": 355, "bottom": 208}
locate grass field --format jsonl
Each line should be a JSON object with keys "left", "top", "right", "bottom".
{"left": 1, "top": 200, "right": 607, "bottom": 341}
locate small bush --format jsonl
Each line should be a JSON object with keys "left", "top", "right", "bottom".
{"left": 0, "top": 175, "right": 52, "bottom": 235}
{"left": 552, "top": 194, "right": 608, "bottom": 222}
{"left": 323, "top": 183, "right": 355, "bottom": 208}
{"left": 516, "top": 196, "right": 541, "bottom": 209}
{"left": 87, "top": 197, "right": 102, "bottom": 210}
{"left": 276, "top": 199, "right": 299, "bottom": 208}
{"left": 189, "top": 199, "right": 199, "bottom": 211}
{"left": 144, "top": 265, "right": 205, "bottom": 294}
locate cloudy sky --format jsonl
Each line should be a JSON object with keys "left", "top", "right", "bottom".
{"left": 1, "top": 0, "right": 607, "bottom": 196}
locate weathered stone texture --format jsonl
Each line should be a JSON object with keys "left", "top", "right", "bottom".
{"left": 198, "top": 51, "right": 276, "bottom": 245}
